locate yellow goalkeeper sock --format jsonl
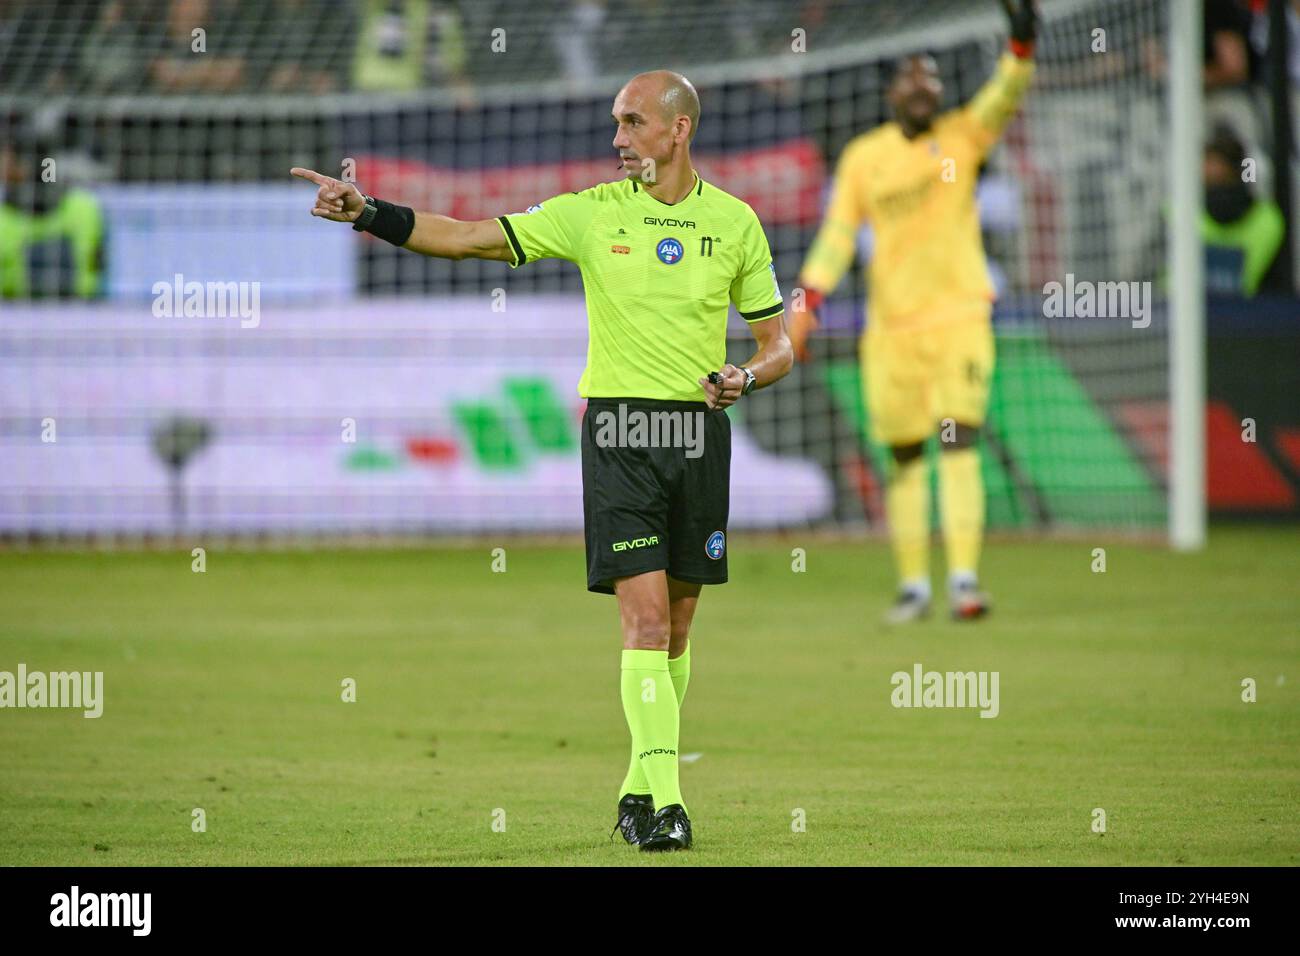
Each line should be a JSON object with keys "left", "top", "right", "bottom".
{"left": 886, "top": 456, "right": 930, "bottom": 588}
{"left": 939, "top": 447, "right": 985, "bottom": 580}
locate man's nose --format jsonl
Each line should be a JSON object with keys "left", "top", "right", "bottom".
{"left": 613, "top": 126, "right": 629, "bottom": 149}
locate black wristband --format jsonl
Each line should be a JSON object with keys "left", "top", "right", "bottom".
{"left": 352, "top": 195, "right": 415, "bottom": 247}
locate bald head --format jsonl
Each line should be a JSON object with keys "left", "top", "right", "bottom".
{"left": 611, "top": 70, "right": 700, "bottom": 189}
{"left": 623, "top": 70, "right": 700, "bottom": 143}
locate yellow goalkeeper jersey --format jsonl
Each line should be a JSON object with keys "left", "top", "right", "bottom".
{"left": 800, "top": 53, "right": 1034, "bottom": 330}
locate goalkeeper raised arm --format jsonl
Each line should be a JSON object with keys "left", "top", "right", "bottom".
{"left": 791, "top": 0, "right": 1036, "bottom": 624}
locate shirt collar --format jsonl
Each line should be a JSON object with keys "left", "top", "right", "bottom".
{"left": 631, "top": 171, "right": 703, "bottom": 208}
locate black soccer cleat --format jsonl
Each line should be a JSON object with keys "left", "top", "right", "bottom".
{"left": 612, "top": 792, "right": 655, "bottom": 846}
{"left": 638, "top": 803, "right": 693, "bottom": 852}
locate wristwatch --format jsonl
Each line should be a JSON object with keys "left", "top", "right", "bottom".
{"left": 352, "top": 193, "right": 378, "bottom": 231}
{"left": 740, "top": 366, "right": 757, "bottom": 396}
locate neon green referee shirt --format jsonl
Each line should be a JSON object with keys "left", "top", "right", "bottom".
{"left": 496, "top": 174, "right": 784, "bottom": 402}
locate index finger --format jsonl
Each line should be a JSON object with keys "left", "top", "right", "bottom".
{"left": 290, "top": 167, "right": 331, "bottom": 186}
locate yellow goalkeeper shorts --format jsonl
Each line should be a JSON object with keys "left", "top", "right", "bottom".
{"left": 861, "top": 302, "right": 995, "bottom": 447}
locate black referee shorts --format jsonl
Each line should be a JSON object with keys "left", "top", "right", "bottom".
{"left": 581, "top": 397, "right": 731, "bottom": 595}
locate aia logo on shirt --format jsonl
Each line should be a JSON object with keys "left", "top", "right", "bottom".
{"left": 656, "top": 238, "right": 684, "bottom": 265}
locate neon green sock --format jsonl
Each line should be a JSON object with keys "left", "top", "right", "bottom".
{"left": 618, "top": 648, "right": 685, "bottom": 812}
{"left": 668, "top": 642, "right": 691, "bottom": 706}
{"left": 619, "top": 642, "right": 690, "bottom": 797}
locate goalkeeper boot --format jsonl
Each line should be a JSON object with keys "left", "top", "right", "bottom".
{"left": 950, "top": 580, "right": 992, "bottom": 621}
{"left": 639, "top": 804, "right": 693, "bottom": 852}
{"left": 612, "top": 792, "right": 655, "bottom": 846}
{"left": 884, "top": 587, "right": 931, "bottom": 625}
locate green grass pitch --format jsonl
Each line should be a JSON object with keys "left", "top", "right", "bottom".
{"left": 1, "top": 528, "right": 1296, "bottom": 866}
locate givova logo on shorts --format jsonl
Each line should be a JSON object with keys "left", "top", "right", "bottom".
{"left": 612, "top": 535, "right": 660, "bottom": 552}
{"left": 705, "top": 531, "right": 725, "bottom": 560}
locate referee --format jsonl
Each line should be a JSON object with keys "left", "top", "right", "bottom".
{"left": 292, "top": 70, "right": 792, "bottom": 851}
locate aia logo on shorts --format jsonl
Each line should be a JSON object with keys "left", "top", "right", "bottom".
{"left": 705, "top": 530, "right": 725, "bottom": 560}
{"left": 656, "top": 238, "right": 683, "bottom": 264}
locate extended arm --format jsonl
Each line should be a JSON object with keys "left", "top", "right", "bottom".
{"left": 403, "top": 214, "right": 514, "bottom": 261}
{"left": 290, "top": 167, "right": 513, "bottom": 262}
{"left": 964, "top": 0, "right": 1038, "bottom": 145}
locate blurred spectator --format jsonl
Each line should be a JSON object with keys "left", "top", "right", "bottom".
{"left": 1, "top": 0, "right": 97, "bottom": 94}
{"left": 1245, "top": 0, "right": 1300, "bottom": 293}
{"left": 552, "top": 0, "right": 606, "bottom": 84}
{"left": 1202, "top": 125, "right": 1286, "bottom": 295}
{"left": 0, "top": 1, "right": 28, "bottom": 90}
{"left": 0, "top": 130, "right": 105, "bottom": 300}
{"left": 1205, "top": 0, "right": 1260, "bottom": 89}
{"left": 149, "top": 0, "right": 247, "bottom": 93}
{"left": 353, "top": 0, "right": 470, "bottom": 99}
{"left": 1249, "top": 0, "right": 1300, "bottom": 86}
{"left": 1202, "top": 1, "right": 1267, "bottom": 197}
{"left": 252, "top": 0, "right": 355, "bottom": 94}
{"left": 78, "top": 1, "right": 159, "bottom": 94}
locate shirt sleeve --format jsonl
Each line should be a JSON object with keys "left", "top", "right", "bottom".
{"left": 957, "top": 52, "right": 1035, "bottom": 159}
{"left": 798, "top": 138, "right": 867, "bottom": 296}
{"left": 495, "top": 190, "right": 595, "bottom": 267}
{"left": 730, "top": 207, "right": 785, "bottom": 323}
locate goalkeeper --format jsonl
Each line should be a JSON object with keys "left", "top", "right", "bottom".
{"left": 791, "top": 0, "right": 1037, "bottom": 623}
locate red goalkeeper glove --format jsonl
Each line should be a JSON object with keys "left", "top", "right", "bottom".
{"left": 1001, "top": 0, "right": 1038, "bottom": 58}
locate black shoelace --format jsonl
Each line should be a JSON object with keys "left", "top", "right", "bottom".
{"left": 609, "top": 803, "right": 655, "bottom": 843}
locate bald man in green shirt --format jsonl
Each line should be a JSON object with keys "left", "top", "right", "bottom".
{"left": 293, "top": 70, "right": 792, "bottom": 851}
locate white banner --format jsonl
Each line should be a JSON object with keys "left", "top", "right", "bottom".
{"left": 1, "top": 298, "right": 832, "bottom": 533}
{"left": 95, "top": 185, "right": 356, "bottom": 302}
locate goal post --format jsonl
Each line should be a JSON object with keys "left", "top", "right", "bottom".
{"left": 1168, "top": 0, "right": 1207, "bottom": 551}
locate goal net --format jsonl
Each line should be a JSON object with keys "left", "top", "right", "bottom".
{"left": 0, "top": 0, "right": 1173, "bottom": 539}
